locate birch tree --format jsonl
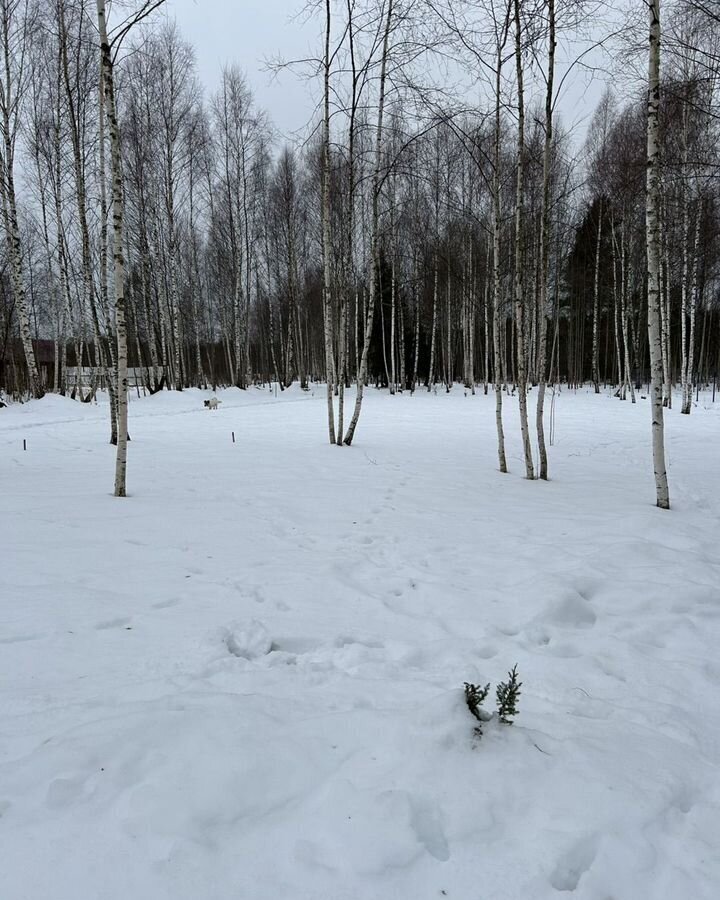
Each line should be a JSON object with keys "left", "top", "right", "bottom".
{"left": 0, "top": 0, "right": 42, "bottom": 397}
{"left": 344, "top": 0, "right": 394, "bottom": 445}
{"left": 513, "top": 0, "right": 534, "bottom": 479}
{"left": 645, "top": 0, "right": 670, "bottom": 509}
{"left": 97, "top": 0, "right": 166, "bottom": 497}
{"left": 535, "top": 0, "right": 555, "bottom": 480}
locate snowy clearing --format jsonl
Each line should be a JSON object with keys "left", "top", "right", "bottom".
{"left": 1, "top": 386, "right": 720, "bottom": 899}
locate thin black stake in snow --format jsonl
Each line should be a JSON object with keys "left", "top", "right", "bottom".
{"left": 232, "top": 432, "right": 235, "bottom": 443}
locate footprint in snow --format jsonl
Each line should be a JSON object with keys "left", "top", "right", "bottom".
{"left": 549, "top": 834, "right": 600, "bottom": 892}
{"left": 46, "top": 777, "right": 85, "bottom": 809}
{"left": 0, "top": 633, "right": 42, "bottom": 644}
{"left": 152, "top": 599, "right": 179, "bottom": 610}
{"left": 668, "top": 782, "right": 697, "bottom": 815}
{"left": 408, "top": 795, "right": 450, "bottom": 862}
{"left": 95, "top": 617, "right": 132, "bottom": 630}
{"left": 333, "top": 634, "right": 384, "bottom": 650}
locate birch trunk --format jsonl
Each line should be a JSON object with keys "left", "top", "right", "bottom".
{"left": 445, "top": 265, "right": 452, "bottom": 390}
{"left": 398, "top": 292, "right": 406, "bottom": 391}
{"left": 343, "top": 0, "right": 393, "bottom": 445}
{"left": 513, "top": 0, "right": 534, "bottom": 479}
{"left": 492, "top": 30, "right": 508, "bottom": 473}
{"left": 60, "top": 3, "right": 115, "bottom": 439}
{"left": 620, "top": 224, "right": 635, "bottom": 402}
{"left": 535, "top": 0, "right": 555, "bottom": 479}
{"left": 680, "top": 189, "right": 690, "bottom": 411}
{"left": 592, "top": 202, "right": 603, "bottom": 394}
{"left": 428, "top": 258, "right": 438, "bottom": 390}
{"left": 660, "top": 191, "right": 671, "bottom": 406}
{"left": 0, "top": 1, "right": 42, "bottom": 397}
{"left": 321, "top": 0, "right": 336, "bottom": 443}
{"left": 97, "top": 0, "right": 129, "bottom": 497}
{"left": 612, "top": 235, "right": 623, "bottom": 396}
{"left": 98, "top": 64, "right": 119, "bottom": 443}
{"left": 390, "top": 254, "right": 396, "bottom": 394}
{"left": 645, "top": 0, "right": 670, "bottom": 509}
{"left": 484, "top": 240, "right": 490, "bottom": 395}
{"left": 682, "top": 205, "right": 701, "bottom": 414}
{"left": 412, "top": 279, "right": 420, "bottom": 391}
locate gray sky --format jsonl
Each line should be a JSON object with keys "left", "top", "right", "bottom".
{"left": 167, "top": 0, "right": 319, "bottom": 139}
{"left": 166, "top": 0, "right": 623, "bottom": 147}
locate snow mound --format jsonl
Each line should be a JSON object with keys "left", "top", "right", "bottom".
{"left": 539, "top": 591, "right": 597, "bottom": 629}
{"left": 223, "top": 620, "right": 272, "bottom": 660}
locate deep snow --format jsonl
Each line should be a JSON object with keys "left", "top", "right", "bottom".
{"left": 1, "top": 384, "right": 719, "bottom": 899}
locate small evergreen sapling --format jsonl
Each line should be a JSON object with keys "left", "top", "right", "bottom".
{"left": 496, "top": 664, "right": 522, "bottom": 724}
{"left": 464, "top": 681, "right": 490, "bottom": 738}
{"left": 464, "top": 665, "right": 522, "bottom": 740}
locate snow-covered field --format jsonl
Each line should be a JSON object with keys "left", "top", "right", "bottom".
{"left": 1, "top": 384, "right": 719, "bottom": 900}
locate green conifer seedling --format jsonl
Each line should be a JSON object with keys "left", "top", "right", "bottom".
{"left": 496, "top": 664, "right": 522, "bottom": 724}
{"left": 464, "top": 681, "right": 490, "bottom": 738}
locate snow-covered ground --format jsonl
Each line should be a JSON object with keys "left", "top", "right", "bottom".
{"left": 1, "top": 384, "right": 719, "bottom": 899}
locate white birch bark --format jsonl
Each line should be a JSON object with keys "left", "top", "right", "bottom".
{"left": 513, "top": 0, "right": 534, "bottom": 479}
{"left": 645, "top": 0, "right": 670, "bottom": 509}
{"left": 97, "top": 0, "right": 129, "bottom": 497}
{"left": 0, "top": 0, "right": 42, "bottom": 397}
{"left": 620, "top": 223, "right": 635, "bottom": 402}
{"left": 592, "top": 202, "right": 603, "bottom": 394}
{"left": 343, "top": 0, "right": 393, "bottom": 445}
{"left": 535, "top": 0, "right": 555, "bottom": 479}
{"left": 682, "top": 205, "right": 701, "bottom": 414}
{"left": 428, "top": 256, "right": 438, "bottom": 391}
{"left": 492, "top": 25, "right": 508, "bottom": 474}
{"left": 611, "top": 215, "right": 624, "bottom": 396}
{"left": 321, "top": 0, "right": 336, "bottom": 443}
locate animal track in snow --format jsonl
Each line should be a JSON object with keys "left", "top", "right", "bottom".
{"left": 95, "top": 617, "right": 132, "bottom": 630}
{"left": 549, "top": 834, "right": 600, "bottom": 892}
{"left": 333, "top": 635, "right": 385, "bottom": 655}
{"left": 408, "top": 795, "right": 450, "bottom": 862}
{"left": 668, "top": 781, "right": 697, "bottom": 815}
{"left": 152, "top": 599, "right": 179, "bottom": 609}
{"left": 0, "top": 633, "right": 41, "bottom": 644}
{"left": 45, "top": 777, "right": 85, "bottom": 810}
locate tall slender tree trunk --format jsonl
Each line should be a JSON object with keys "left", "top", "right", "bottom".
{"left": 412, "top": 277, "right": 420, "bottom": 391}
{"left": 97, "top": 0, "right": 129, "bottom": 497}
{"left": 484, "top": 240, "right": 490, "bottom": 395}
{"left": 60, "top": 3, "right": 116, "bottom": 439}
{"left": 0, "top": 3, "right": 42, "bottom": 398}
{"left": 343, "top": 0, "right": 393, "bottom": 445}
{"left": 645, "top": 0, "right": 670, "bottom": 509}
{"left": 660, "top": 190, "right": 672, "bottom": 406}
{"left": 612, "top": 219, "right": 624, "bottom": 397}
{"left": 492, "top": 28, "right": 508, "bottom": 473}
{"left": 321, "top": 0, "right": 336, "bottom": 442}
{"left": 682, "top": 204, "right": 701, "bottom": 414}
{"left": 536, "top": 0, "right": 555, "bottom": 479}
{"left": 390, "top": 254, "right": 396, "bottom": 394}
{"left": 98, "top": 63, "right": 119, "bottom": 443}
{"left": 513, "top": 0, "right": 534, "bottom": 479}
{"left": 592, "top": 202, "right": 603, "bottom": 393}
{"left": 445, "top": 265, "right": 452, "bottom": 390}
{"left": 428, "top": 257, "right": 438, "bottom": 391}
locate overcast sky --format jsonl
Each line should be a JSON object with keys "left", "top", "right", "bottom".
{"left": 167, "top": 0, "right": 319, "bottom": 139}
{"left": 166, "top": 0, "right": 624, "bottom": 147}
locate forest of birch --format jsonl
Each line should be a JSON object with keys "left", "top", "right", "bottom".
{"left": 0, "top": 0, "right": 718, "bottom": 504}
